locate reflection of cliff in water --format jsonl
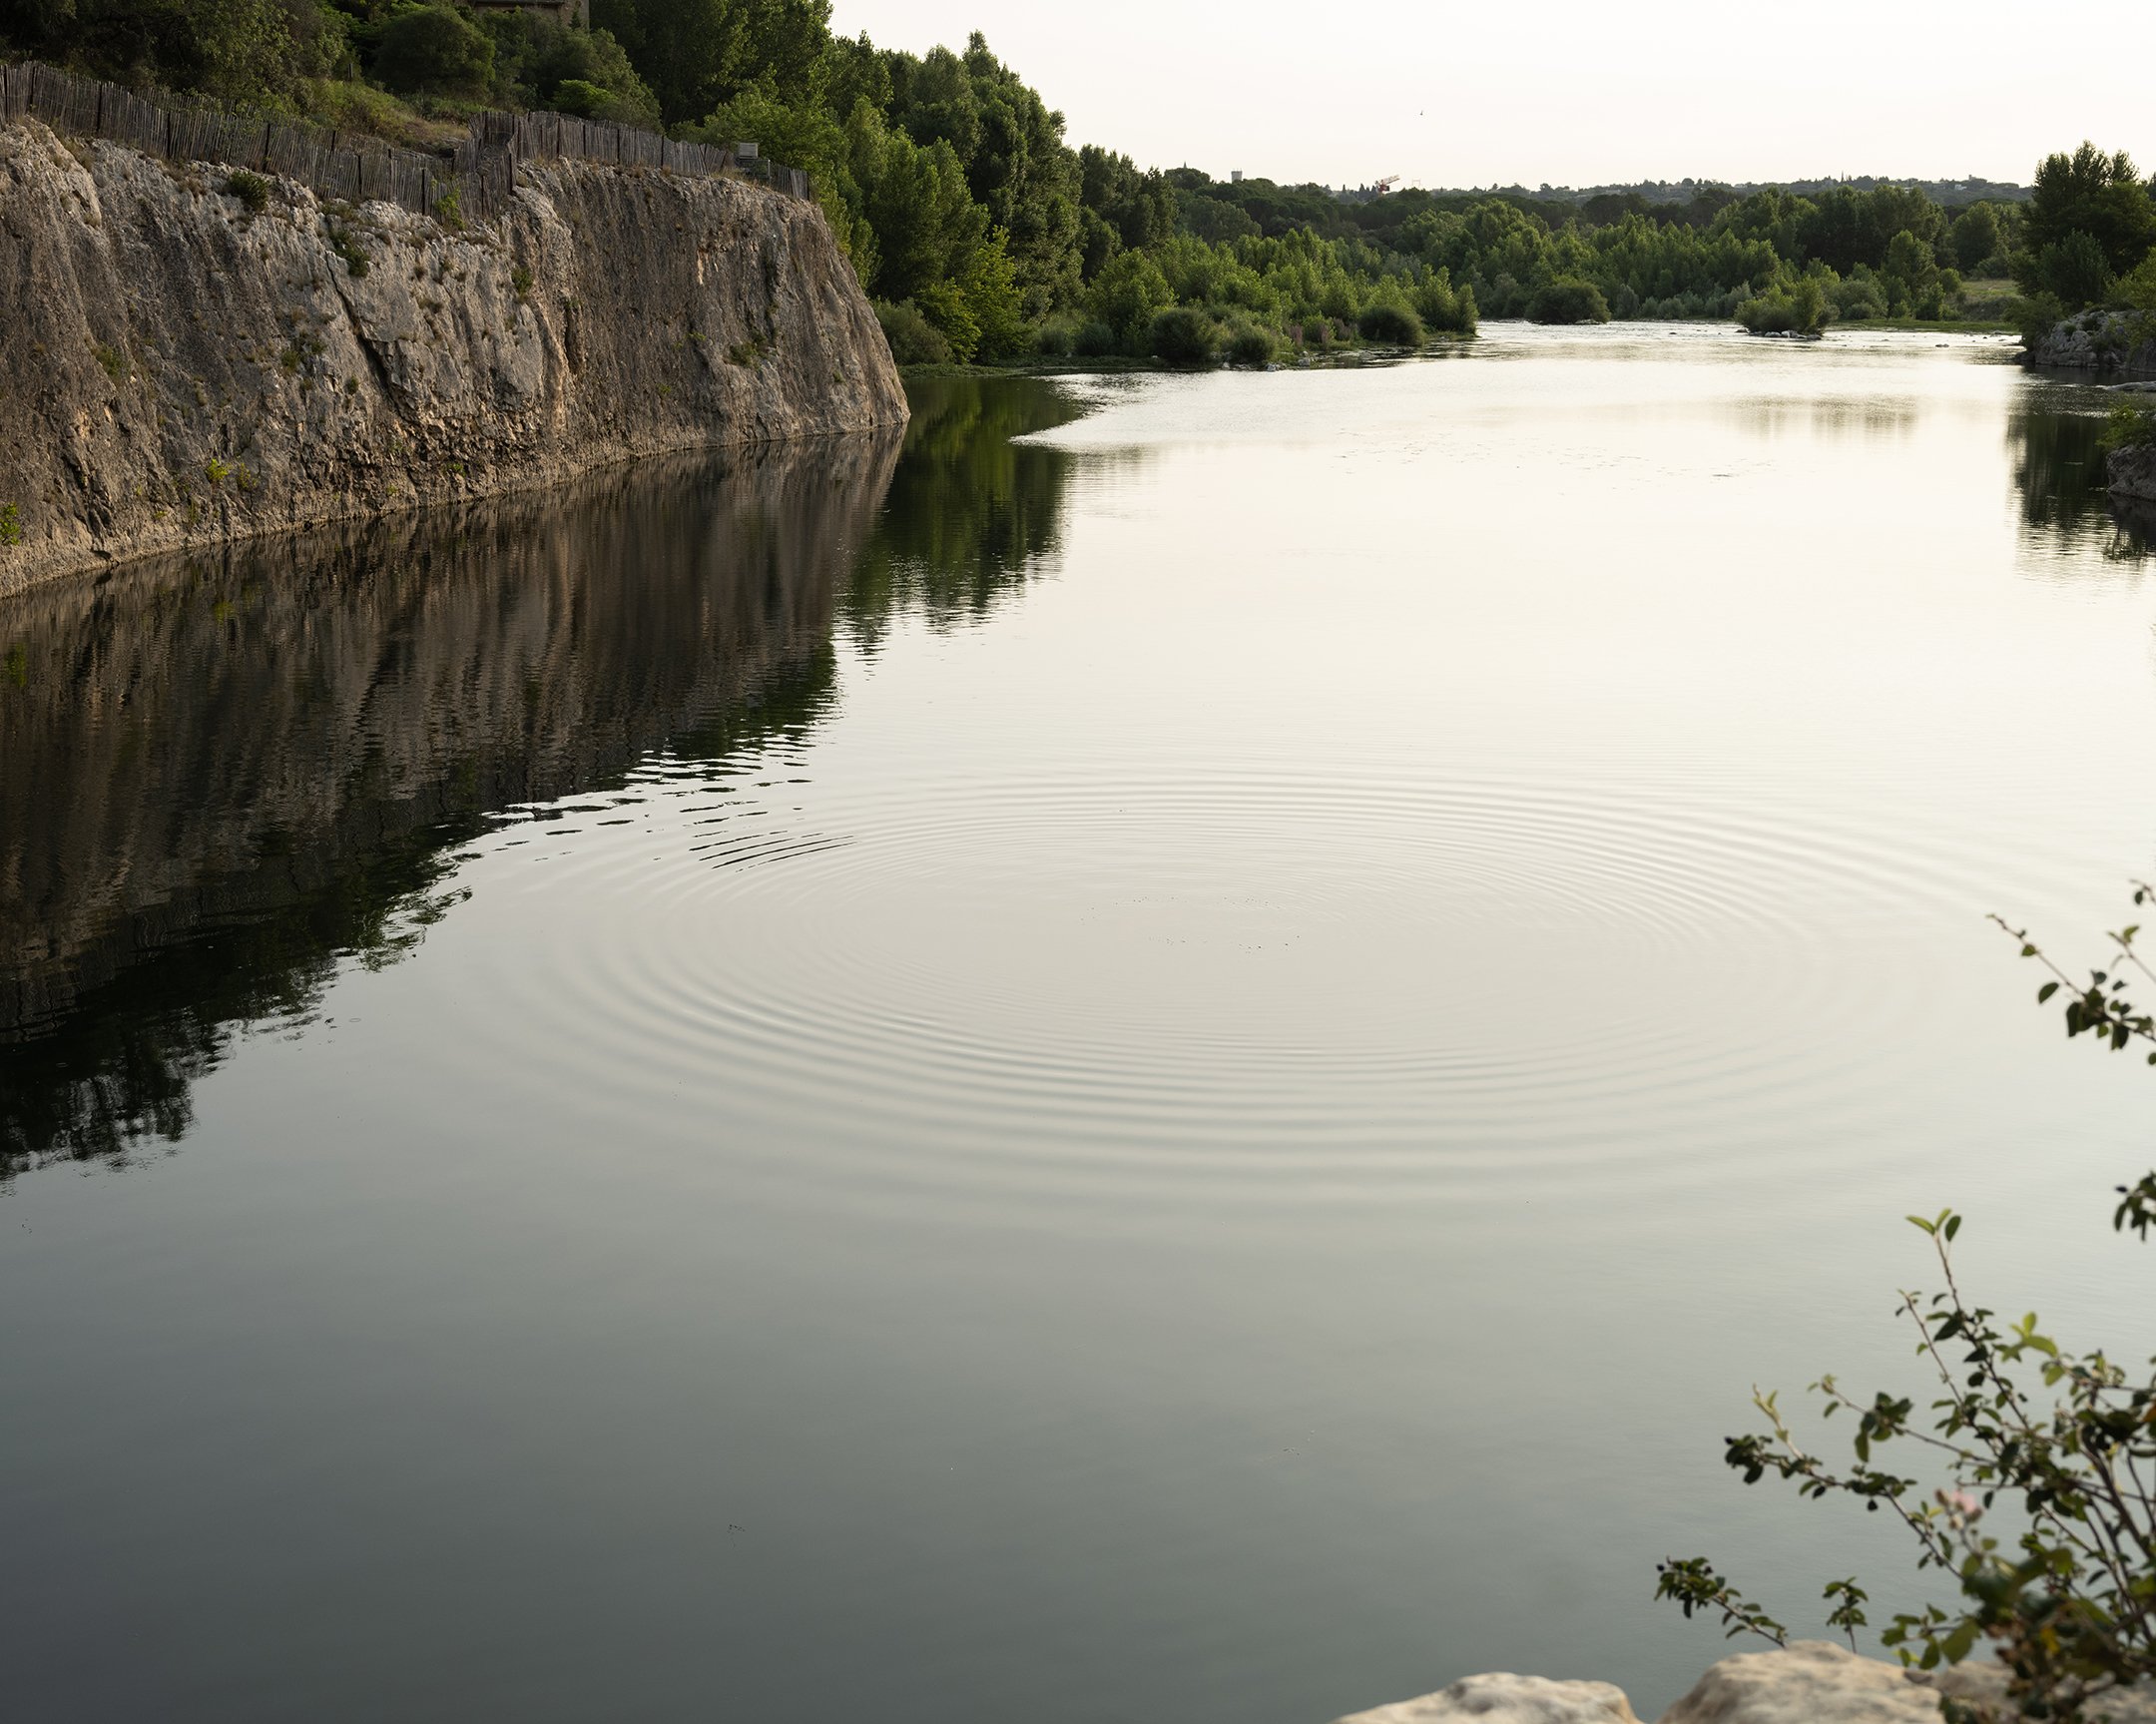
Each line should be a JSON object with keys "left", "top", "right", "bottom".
{"left": 2011, "top": 403, "right": 2156, "bottom": 559}
{"left": 0, "top": 433, "right": 900, "bottom": 1175}
{"left": 842, "top": 375, "right": 1088, "bottom": 647}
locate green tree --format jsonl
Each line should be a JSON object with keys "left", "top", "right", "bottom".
{"left": 9, "top": 0, "right": 348, "bottom": 107}
{"left": 686, "top": 87, "right": 884, "bottom": 275}
{"left": 1080, "top": 146, "right": 1176, "bottom": 254}
{"left": 1085, "top": 248, "right": 1172, "bottom": 345}
{"left": 1882, "top": 228, "right": 1941, "bottom": 312}
{"left": 1951, "top": 203, "right": 2009, "bottom": 275}
{"left": 527, "top": 22, "right": 656, "bottom": 123}
{"left": 2028, "top": 230, "right": 2115, "bottom": 311}
{"left": 1794, "top": 184, "right": 1945, "bottom": 276}
{"left": 2024, "top": 143, "right": 2156, "bottom": 277}
{"left": 958, "top": 228, "right": 1027, "bottom": 358}
{"left": 593, "top": 0, "right": 831, "bottom": 126}
{"left": 373, "top": 3, "right": 493, "bottom": 98}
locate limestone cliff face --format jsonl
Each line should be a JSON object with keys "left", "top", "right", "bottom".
{"left": 0, "top": 117, "right": 906, "bottom": 594}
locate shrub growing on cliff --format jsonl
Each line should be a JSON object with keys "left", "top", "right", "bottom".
{"left": 1659, "top": 891, "right": 2156, "bottom": 1721}
{"left": 0, "top": 503, "right": 22, "bottom": 548}
{"left": 224, "top": 169, "right": 270, "bottom": 214}
{"left": 326, "top": 222, "right": 370, "bottom": 277}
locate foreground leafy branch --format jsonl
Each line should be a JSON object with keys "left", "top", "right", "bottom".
{"left": 1659, "top": 891, "right": 2156, "bottom": 1721}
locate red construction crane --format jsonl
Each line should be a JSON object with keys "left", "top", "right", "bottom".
{"left": 1372, "top": 174, "right": 1401, "bottom": 195}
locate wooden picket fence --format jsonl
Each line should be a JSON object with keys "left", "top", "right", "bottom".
{"left": 0, "top": 60, "right": 812, "bottom": 226}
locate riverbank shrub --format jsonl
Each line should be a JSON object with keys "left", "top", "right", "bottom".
{"left": 1149, "top": 305, "right": 1218, "bottom": 364}
{"left": 1658, "top": 893, "right": 2156, "bottom": 1721}
{"left": 1226, "top": 321, "right": 1277, "bottom": 365}
{"left": 2011, "top": 289, "right": 2068, "bottom": 348}
{"left": 1736, "top": 276, "right": 1831, "bottom": 336}
{"left": 873, "top": 298, "right": 951, "bottom": 365}
{"left": 1413, "top": 274, "right": 1477, "bottom": 336}
{"left": 1357, "top": 295, "right": 1424, "bottom": 346}
{"left": 1527, "top": 277, "right": 1611, "bottom": 324}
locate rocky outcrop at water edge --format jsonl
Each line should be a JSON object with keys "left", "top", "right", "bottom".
{"left": 2026, "top": 310, "right": 2156, "bottom": 375}
{"left": 2110, "top": 442, "right": 2156, "bottom": 505}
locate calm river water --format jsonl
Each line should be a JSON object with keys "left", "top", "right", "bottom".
{"left": 5, "top": 324, "right": 2156, "bottom": 1722}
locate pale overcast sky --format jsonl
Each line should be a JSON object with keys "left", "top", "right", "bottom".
{"left": 829, "top": 0, "right": 2153, "bottom": 190}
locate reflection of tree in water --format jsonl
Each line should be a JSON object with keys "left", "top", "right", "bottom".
{"left": 841, "top": 375, "right": 1089, "bottom": 647}
{"left": 2011, "top": 403, "right": 2156, "bottom": 560}
{"left": 1, "top": 823, "right": 474, "bottom": 1170}
{"left": 0, "top": 435, "right": 896, "bottom": 1178}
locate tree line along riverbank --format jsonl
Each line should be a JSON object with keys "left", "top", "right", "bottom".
{"left": 9, "top": 2, "right": 2155, "bottom": 368}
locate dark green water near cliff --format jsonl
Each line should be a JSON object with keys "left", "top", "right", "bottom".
{"left": 4, "top": 327, "right": 2155, "bottom": 1722}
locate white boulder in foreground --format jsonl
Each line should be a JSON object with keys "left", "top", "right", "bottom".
{"left": 1331, "top": 1640, "right": 2156, "bottom": 1723}
{"left": 1332, "top": 1671, "right": 1639, "bottom": 1723}
{"left": 1660, "top": 1640, "right": 1977, "bottom": 1721}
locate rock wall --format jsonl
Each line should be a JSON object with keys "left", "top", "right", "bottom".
{"left": 1328, "top": 1641, "right": 2156, "bottom": 1723}
{"left": 0, "top": 117, "right": 907, "bottom": 594}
